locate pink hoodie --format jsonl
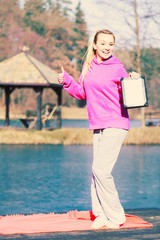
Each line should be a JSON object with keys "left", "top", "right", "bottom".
{"left": 63, "top": 55, "right": 130, "bottom": 130}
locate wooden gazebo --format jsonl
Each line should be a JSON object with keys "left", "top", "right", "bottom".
{"left": 0, "top": 51, "right": 63, "bottom": 130}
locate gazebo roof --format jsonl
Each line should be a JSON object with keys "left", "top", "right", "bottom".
{"left": 0, "top": 52, "right": 61, "bottom": 87}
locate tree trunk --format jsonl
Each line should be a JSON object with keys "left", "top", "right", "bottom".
{"left": 134, "top": 0, "right": 145, "bottom": 127}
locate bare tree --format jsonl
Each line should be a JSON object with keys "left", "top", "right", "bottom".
{"left": 124, "top": 0, "right": 160, "bottom": 126}
{"left": 133, "top": 0, "right": 145, "bottom": 127}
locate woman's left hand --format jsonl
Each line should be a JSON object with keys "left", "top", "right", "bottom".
{"left": 129, "top": 71, "right": 141, "bottom": 78}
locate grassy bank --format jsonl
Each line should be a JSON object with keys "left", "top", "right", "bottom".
{"left": 0, "top": 126, "right": 159, "bottom": 145}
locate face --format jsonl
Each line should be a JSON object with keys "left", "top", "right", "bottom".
{"left": 93, "top": 33, "right": 115, "bottom": 62}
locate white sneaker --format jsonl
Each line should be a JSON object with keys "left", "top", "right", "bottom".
{"left": 91, "top": 216, "right": 119, "bottom": 230}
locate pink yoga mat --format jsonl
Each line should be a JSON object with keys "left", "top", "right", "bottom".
{"left": 0, "top": 210, "right": 153, "bottom": 235}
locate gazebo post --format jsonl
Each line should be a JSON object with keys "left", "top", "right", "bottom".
{"left": 53, "top": 87, "right": 62, "bottom": 128}
{"left": 4, "top": 87, "right": 15, "bottom": 127}
{"left": 34, "top": 87, "right": 43, "bottom": 130}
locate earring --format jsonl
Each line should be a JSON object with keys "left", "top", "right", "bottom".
{"left": 93, "top": 44, "right": 96, "bottom": 50}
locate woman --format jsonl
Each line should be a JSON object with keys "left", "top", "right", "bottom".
{"left": 58, "top": 29, "right": 139, "bottom": 229}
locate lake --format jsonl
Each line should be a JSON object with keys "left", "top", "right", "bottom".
{"left": 0, "top": 144, "right": 159, "bottom": 216}
{"left": 0, "top": 118, "right": 141, "bottom": 129}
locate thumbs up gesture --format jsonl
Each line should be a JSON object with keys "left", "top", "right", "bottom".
{"left": 58, "top": 66, "right": 65, "bottom": 84}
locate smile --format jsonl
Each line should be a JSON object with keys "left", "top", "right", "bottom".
{"left": 102, "top": 51, "right": 110, "bottom": 54}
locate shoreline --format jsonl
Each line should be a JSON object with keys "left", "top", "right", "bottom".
{"left": 0, "top": 126, "right": 159, "bottom": 145}
{"left": 1, "top": 106, "right": 159, "bottom": 121}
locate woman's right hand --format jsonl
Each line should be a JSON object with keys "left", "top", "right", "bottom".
{"left": 58, "top": 66, "right": 65, "bottom": 84}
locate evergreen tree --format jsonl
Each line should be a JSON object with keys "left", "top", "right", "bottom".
{"left": 73, "top": 1, "right": 88, "bottom": 107}
{"left": 74, "top": 2, "right": 88, "bottom": 107}
{"left": 62, "top": 0, "right": 72, "bottom": 17}
{"left": 140, "top": 48, "right": 160, "bottom": 108}
{"left": 24, "top": 0, "right": 47, "bottom": 36}
{"left": 45, "top": 0, "right": 53, "bottom": 9}
{"left": 51, "top": 0, "right": 72, "bottom": 16}
{"left": 74, "top": 1, "right": 88, "bottom": 72}
{"left": 44, "top": 2, "right": 75, "bottom": 71}
{"left": 140, "top": 48, "right": 160, "bottom": 80}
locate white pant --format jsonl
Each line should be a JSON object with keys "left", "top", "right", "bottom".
{"left": 91, "top": 128, "right": 128, "bottom": 225}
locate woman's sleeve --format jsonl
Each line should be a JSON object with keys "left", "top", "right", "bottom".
{"left": 63, "top": 71, "right": 86, "bottom": 100}
{"left": 117, "top": 65, "right": 129, "bottom": 92}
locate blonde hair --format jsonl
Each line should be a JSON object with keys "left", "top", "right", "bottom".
{"left": 81, "top": 29, "right": 115, "bottom": 82}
